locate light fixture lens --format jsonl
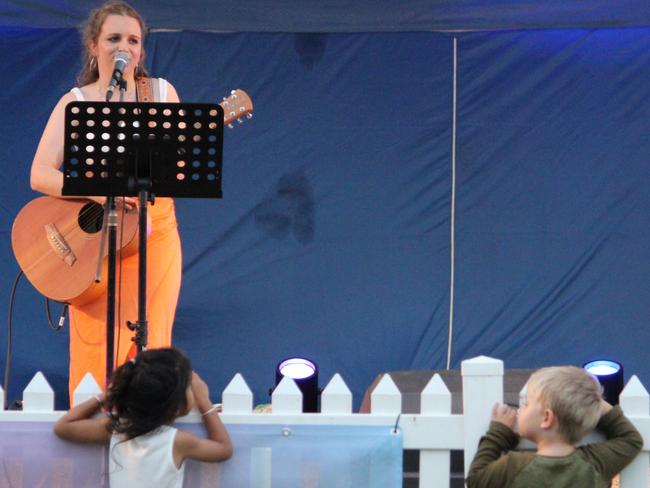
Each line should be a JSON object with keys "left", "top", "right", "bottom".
{"left": 584, "top": 360, "right": 621, "bottom": 376}
{"left": 278, "top": 358, "right": 316, "bottom": 380}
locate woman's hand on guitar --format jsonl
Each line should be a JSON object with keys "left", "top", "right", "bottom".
{"left": 117, "top": 197, "right": 138, "bottom": 212}
{"left": 88, "top": 196, "right": 138, "bottom": 212}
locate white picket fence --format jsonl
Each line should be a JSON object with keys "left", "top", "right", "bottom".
{"left": 1, "top": 355, "right": 648, "bottom": 487}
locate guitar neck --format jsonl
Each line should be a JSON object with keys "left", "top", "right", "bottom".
{"left": 220, "top": 89, "right": 253, "bottom": 127}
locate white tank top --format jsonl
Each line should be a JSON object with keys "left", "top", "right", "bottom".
{"left": 70, "top": 78, "right": 169, "bottom": 101}
{"left": 109, "top": 426, "right": 184, "bottom": 488}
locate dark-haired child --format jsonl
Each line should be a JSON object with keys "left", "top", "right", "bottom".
{"left": 54, "top": 348, "right": 232, "bottom": 487}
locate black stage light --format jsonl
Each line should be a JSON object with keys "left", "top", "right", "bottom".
{"left": 584, "top": 359, "right": 624, "bottom": 405}
{"left": 275, "top": 357, "right": 319, "bottom": 412}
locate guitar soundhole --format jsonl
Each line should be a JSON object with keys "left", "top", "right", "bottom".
{"left": 78, "top": 202, "right": 105, "bottom": 234}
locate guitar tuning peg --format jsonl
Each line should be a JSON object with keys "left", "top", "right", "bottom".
{"left": 246, "top": 113, "right": 253, "bottom": 119}
{"left": 227, "top": 123, "right": 234, "bottom": 129}
{"left": 222, "top": 97, "right": 227, "bottom": 101}
{"left": 237, "top": 118, "right": 243, "bottom": 124}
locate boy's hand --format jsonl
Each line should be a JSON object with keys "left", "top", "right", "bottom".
{"left": 600, "top": 399, "right": 613, "bottom": 417}
{"left": 491, "top": 402, "right": 517, "bottom": 430}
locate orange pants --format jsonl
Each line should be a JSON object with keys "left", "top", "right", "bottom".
{"left": 68, "top": 198, "right": 182, "bottom": 404}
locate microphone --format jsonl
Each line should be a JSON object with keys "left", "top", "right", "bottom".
{"left": 105, "top": 51, "right": 130, "bottom": 101}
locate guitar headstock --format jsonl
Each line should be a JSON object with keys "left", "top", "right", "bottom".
{"left": 220, "top": 89, "right": 253, "bottom": 128}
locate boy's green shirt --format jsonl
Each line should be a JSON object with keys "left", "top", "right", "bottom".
{"left": 466, "top": 405, "right": 643, "bottom": 488}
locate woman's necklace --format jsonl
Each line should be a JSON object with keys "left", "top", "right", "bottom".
{"left": 96, "top": 84, "right": 107, "bottom": 98}
{"left": 96, "top": 82, "right": 136, "bottom": 101}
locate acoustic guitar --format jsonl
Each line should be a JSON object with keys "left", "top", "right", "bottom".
{"left": 12, "top": 89, "right": 253, "bottom": 306}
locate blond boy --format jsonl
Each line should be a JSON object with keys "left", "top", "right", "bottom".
{"left": 467, "top": 366, "right": 643, "bottom": 488}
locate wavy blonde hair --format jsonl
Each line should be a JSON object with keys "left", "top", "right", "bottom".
{"left": 77, "top": 1, "right": 149, "bottom": 85}
{"left": 527, "top": 366, "right": 602, "bottom": 444}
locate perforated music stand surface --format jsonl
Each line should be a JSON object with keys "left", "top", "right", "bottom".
{"left": 62, "top": 101, "right": 224, "bottom": 198}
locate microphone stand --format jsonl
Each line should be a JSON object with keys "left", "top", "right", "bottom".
{"left": 105, "top": 54, "right": 127, "bottom": 102}
{"left": 118, "top": 78, "right": 127, "bottom": 103}
{"left": 101, "top": 78, "right": 128, "bottom": 383}
{"left": 126, "top": 77, "right": 150, "bottom": 354}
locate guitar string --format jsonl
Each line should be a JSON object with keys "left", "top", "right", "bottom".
{"left": 38, "top": 198, "right": 134, "bottom": 252}
{"left": 44, "top": 201, "right": 128, "bottom": 253}
{"left": 57, "top": 194, "right": 143, "bottom": 237}
{"left": 45, "top": 189, "right": 148, "bottom": 241}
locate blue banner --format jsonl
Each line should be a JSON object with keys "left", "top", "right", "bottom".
{"left": 1, "top": 1, "right": 649, "bottom": 31}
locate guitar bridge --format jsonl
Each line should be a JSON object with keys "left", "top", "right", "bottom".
{"left": 45, "top": 223, "right": 76, "bottom": 266}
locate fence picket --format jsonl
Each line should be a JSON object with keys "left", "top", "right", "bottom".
{"left": 222, "top": 373, "right": 253, "bottom": 414}
{"left": 461, "top": 356, "right": 504, "bottom": 477}
{"left": 72, "top": 372, "right": 101, "bottom": 407}
{"left": 370, "top": 373, "right": 401, "bottom": 414}
{"left": 420, "top": 374, "right": 451, "bottom": 488}
{"left": 22, "top": 371, "right": 54, "bottom": 412}
{"left": 321, "top": 373, "right": 352, "bottom": 414}
{"left": 272, "top": 375, "right": 302, "bottom": 414}
{"left": 619, "top": 375, "right": 649, "bottom": 488}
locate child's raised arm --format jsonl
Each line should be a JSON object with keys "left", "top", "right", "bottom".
{"left": 174, "top": 372, "right": 233, "bottom": 464}
{"left": 466, "top": 403, "right": 521, "bottom": 488}
{"left": 53, "top": 395, "right": 112, "bottom": 443}
{"left": 580, "top": 400, "right": 643, "bottom": 480}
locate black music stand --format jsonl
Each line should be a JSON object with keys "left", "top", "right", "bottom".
{"left": 62, "top": 100, "right": 224, "bottom": 383}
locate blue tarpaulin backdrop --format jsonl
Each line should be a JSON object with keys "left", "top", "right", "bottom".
{"left": 0, "top": 3, "right": 649, "bottom": 410}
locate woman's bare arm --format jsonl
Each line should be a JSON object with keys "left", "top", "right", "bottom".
{"left": 30, "top": 93, "right": 76, "bottom": 196}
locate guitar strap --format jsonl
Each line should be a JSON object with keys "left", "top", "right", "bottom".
{"left": 136, "top": 77, "right": 159, "bottom": 102}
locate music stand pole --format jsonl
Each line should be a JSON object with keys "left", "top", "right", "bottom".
{"left": 103, "top": 79, "right": 131, "bottom": 380}
{"left": 127, "top": 186, "right": 149, "bottom": 352}
{"left": 104, "top": 197, "right": 118, "bottom": 381}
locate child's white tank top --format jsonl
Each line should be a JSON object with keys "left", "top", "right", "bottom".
{"left": 109, "top": 425, "right": 184, "bottom": 488}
